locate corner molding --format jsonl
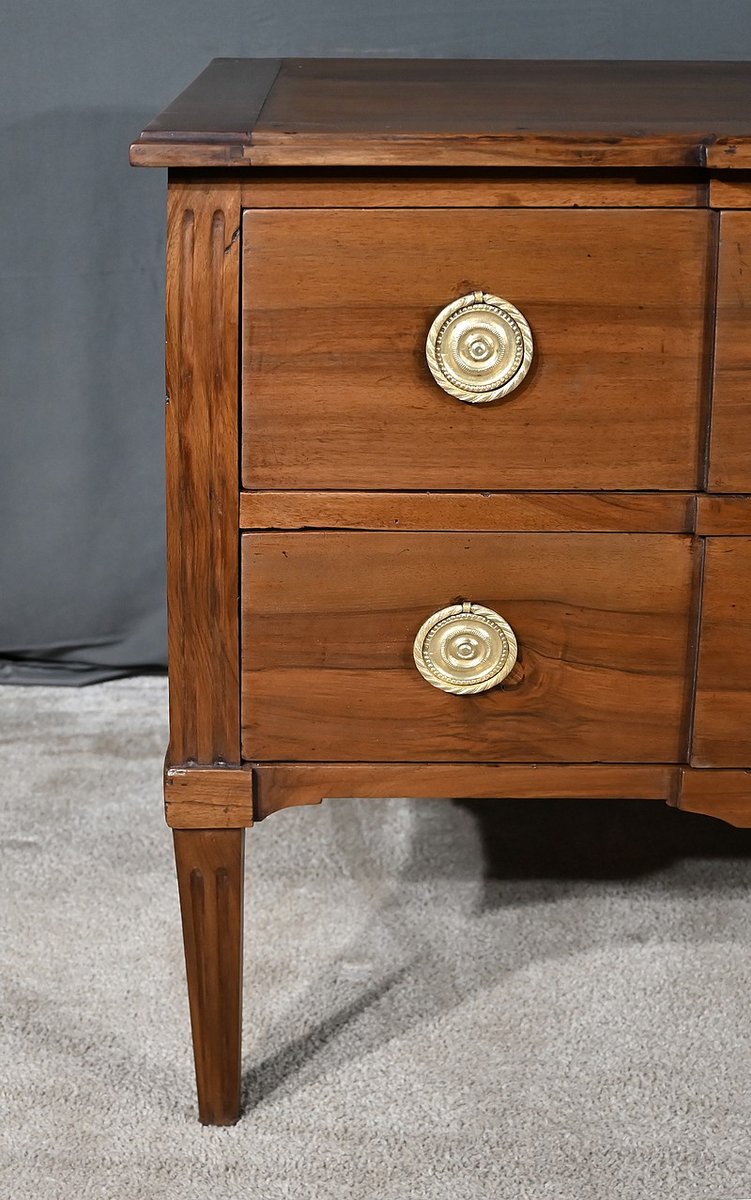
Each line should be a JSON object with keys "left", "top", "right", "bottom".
{"left": 675, "top": 768, "right": 751, "bottom": 827}
{"left": 165, "top": 765, "right": 253, "bottom": 828}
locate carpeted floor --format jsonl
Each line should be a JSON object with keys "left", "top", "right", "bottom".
{"left": 2, "top": 677, "right": 751, "bottom": 1199}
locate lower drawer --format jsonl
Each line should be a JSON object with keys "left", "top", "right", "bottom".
{"left": 241, "top": 531, "right": 697, "bottom": 763}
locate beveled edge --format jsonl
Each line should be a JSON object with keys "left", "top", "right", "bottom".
{"left": 131, "top": 58, "right": 751, "bottom": 170}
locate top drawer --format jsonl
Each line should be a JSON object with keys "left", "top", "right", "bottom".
{"left": 242, "top": 208, "right": 711, "bottom": 491}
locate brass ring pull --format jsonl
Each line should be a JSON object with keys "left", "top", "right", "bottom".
{"left": 413, "top": 601, "right": 518, "bottom": 695}
{"left": 425, "top": 290, "right": 533, "bottom": 404}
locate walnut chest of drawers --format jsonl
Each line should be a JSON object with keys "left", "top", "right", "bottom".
{"left": 132, "top": 58, "right": 751, "bottom": 1124}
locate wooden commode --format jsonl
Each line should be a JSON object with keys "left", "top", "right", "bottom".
{"left": 132, "top": 59, "right": 751, "bottom": 1124}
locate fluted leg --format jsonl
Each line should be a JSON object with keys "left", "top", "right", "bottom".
{"left": 173, "top": 828, "right": 245, "bottom": 1124}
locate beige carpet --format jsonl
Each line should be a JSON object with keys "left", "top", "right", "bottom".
{"left": 2, "top": 677, "right": 751, "bottom": 1199}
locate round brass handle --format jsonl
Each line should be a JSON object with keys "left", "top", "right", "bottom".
{"left": 413, "top": 600, "right": 518, "bottom": 695}
{"left": 425, "top": 290, "right": 533, "bottom": 404}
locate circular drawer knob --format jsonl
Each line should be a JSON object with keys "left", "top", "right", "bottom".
{"left": 413, "top": 601, "right": 518, "bottom": 694}
{"left": 425, "top": 290, "right": 533, "bottom": 404}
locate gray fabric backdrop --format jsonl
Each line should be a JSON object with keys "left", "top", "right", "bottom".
{"left": 2, "top": 4, "right": 751, "bottom": 683}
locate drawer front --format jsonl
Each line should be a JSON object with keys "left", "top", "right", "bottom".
{"left": 242, "top": 208, "right": 711, "bottom": 491}
{"left": 241, "top": 531, "right": 696, "bottom": 762}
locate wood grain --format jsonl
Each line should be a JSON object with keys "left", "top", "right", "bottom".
{"left": 677, "top": 769, "right": 751, "bottom": 826}
{"left": 241, "top": 531, "right": 697, "bottom": 764}
{"left": 241, "top": 208, "right": 711, "bottom": 491}
{"left": 692, "top": 538, "right": 751, "bottom": 766}
{"left": 708, "top": 142, "right": 751, "bottom": 170}
{"left": 132, "top": 143, "right": 249, "bottom": 168}
{"left": 248, "top": 134, "right": 709, "bottom": 171}
{"left": 709, "top": 175, "right": 751, "bottom": 209}
{"left": 165, "top": 767, "right": 253, "bottom": 828}
{"left": 240, "top": 170, "right": 705, "bottom": 209}
{"left": 165, "top": 175, "right": 241, "bottom": 765}
{"left": 173, "top": 829, "right": 245, "bottom": 1124}
{"left": 252, "top": 762, "right": 677, "bottom": 819}
{"left": 695, "top": 495, "right": 751, "bottom": 536}
{"left": 708, "top": 211, "right": 751, "bottom": 492}
{"left": 239, "top": 490, "right": 694, "bottom": 533}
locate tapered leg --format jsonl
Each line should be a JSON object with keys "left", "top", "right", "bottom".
{"left": 173, "top": 828, "right": 245, "bottom": 1124}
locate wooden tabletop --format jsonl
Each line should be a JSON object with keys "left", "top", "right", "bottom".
{"left": 130, "top": 58, "right": 751, "bottom": 170}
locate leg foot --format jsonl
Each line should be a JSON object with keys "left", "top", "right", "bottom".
{"left": 677, "top": 768, "right": 751, "bottom": 828}
{"left": 173, "top": 828, "right": 245, "bottom": 1124}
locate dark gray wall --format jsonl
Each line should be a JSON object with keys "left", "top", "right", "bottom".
{"left": 2, "top": 4, "right": 751, "bottom": 682}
